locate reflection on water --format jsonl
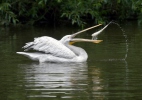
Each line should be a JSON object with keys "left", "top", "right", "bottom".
{"left": 18, "top": 62, "right": 106, "bottom": 99}
{"left": 17, "top": 60, "right": 130, "bottom": 99}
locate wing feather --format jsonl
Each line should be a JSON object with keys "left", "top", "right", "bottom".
{"left": 23, "top": 36, "right": 76, "bottom": 59}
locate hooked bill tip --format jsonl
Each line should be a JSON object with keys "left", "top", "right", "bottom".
{"left": 93, "top": 40, "right": 103, "bottom": 43}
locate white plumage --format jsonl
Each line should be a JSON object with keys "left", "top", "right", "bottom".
{"left": 23, "top": 36, "right": 76, "bottom": 59}
{"left": 17, "top": 34, "right": 90, "bottom": 63}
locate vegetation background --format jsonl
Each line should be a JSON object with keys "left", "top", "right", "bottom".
{"left": 0, "top": 0, "right": 142, "bottom": 26}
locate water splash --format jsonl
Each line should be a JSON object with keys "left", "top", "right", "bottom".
{"left": 110, "top": 22, "right": 129, "bottom": 60}
{"left": 92, "top": 21, "right": 129, "bottom": 60}
{"left": 92, "top": 21, "right": 112, "bottom": 40}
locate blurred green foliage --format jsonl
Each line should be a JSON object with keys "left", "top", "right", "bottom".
{"left": 0, "top": 0, "right": 141, "bottom": 26}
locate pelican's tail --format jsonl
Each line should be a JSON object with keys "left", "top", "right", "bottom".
{"left": 17, "top": 52, "right": 29, "bottom": 56}
{"left": 16, "top": 52, "right": 41, "bottom": 61}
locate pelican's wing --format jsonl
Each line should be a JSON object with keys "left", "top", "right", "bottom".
{"left": 23, "top": 36, "right": 76, "bottom": 59}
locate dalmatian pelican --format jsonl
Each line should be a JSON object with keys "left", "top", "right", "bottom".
{"left": 17, "top": 24, "right": 104, "bottom": 63}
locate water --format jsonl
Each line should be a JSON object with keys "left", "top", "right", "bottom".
{"left": 0, "top": 21, "right": 142, "bottom": 100}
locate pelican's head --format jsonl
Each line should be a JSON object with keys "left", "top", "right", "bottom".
{"left": 60, "top": 24, "right": 104, "bottom": 45}
{"left": 60, "top": 35, "right": 74, "bottom": 44}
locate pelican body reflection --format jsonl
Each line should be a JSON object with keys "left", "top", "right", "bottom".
{"left": 18, "top": 62, "right": 105, "bottom": 99}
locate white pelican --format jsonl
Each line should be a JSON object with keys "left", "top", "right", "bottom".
{"left": 17, "top": 25, "right": 103, "bottom": 63}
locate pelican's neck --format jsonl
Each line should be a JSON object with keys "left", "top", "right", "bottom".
{"left": 65, "top": 44, "right": 88, "bottom": 62}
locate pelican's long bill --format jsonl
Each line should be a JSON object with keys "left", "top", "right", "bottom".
{"left": 71, "top": 24, "right": 102, "bottom": 38}
{"left": 70, "top": 38, "right": 103, "bottom": 45}
{"left": 70, "top": 24, "right": 103, "bottom": 45}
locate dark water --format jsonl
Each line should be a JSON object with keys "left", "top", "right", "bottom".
{"left": 0, "top": 21, "right": 142, "bottom": 100}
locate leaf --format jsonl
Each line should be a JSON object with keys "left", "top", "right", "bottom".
{"left": 57, "top": 0, "right": 62, "bottom": 3}
{"left": 61, "top": 13, "right": 66, "bottom": 17}
{"left": 117, "top": 0, "right": 121, "bottom": 3}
